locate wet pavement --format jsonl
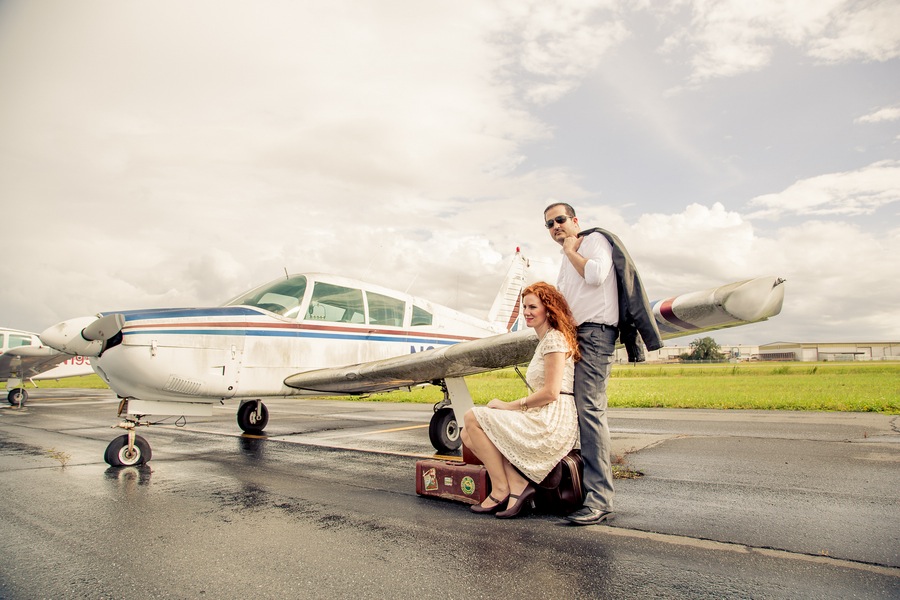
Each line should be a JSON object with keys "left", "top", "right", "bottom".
{"left": 1, "top": 389, "right": 898, "bottom": 598}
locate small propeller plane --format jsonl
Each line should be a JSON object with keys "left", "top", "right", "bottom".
{"left": 38, "top": 249, "right": 785, "bottom": 467}
{"left": 1, "top": 327, "right": 94, "bottom": 407}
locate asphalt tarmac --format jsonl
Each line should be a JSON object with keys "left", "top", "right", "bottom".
{"left": 1, "top": 389, "right": 897, "bottom": 599}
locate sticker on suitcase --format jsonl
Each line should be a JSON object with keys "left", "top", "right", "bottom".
{"left": 422, "top": 467, "right": 438, "bottom": 492}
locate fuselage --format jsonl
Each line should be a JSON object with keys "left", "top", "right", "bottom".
{"left": 87, "top": 273, "right": 501, "bottom": 403}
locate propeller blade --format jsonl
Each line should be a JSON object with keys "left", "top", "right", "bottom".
{"left": 81, "top": 314, "right": 125, "bottom": 341}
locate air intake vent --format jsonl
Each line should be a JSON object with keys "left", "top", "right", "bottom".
{"left": 164, "top": 376, "right": 203, "bottom": 396}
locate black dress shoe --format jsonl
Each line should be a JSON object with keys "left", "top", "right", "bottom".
{"left": 565, "top": 507, "right": 612, "bottom": 526}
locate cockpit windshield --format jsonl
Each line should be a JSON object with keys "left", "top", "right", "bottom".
{"left": 225, "top": 275, "right": 308, "bottom": 317}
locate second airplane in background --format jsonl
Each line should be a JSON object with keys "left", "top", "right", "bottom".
{"left": 1, "top": 327, "right": 94, "bottom": 406}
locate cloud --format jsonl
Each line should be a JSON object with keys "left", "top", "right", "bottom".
{"left": 607, "top": 203, "right": 900, "bottom": 345}
{"left": 658, "top": 0, "right": 900, "bottom": 84}
{"left": 746, "top": 160, "right": 900, "bottom": 219}
{"left": 0, "top": 0, "right": 896, "bottom": 352}
{"left": 806, "top": 0, "right": 900, "bottom": 63}
{"left": 856, "top": 103, "right": 900, "bottom": 124}
{"left": 495, "top": 0, "right": 630, "bottom": 104}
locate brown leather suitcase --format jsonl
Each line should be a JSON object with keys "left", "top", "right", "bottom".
{"left": 415, "top": 459, "right": 490, "bottom": 505}
{"left": 461, "top": 443, "right": 482, "bottom": 466}
{"left": 535, "top": 450, "right": 584, "bottom": 515}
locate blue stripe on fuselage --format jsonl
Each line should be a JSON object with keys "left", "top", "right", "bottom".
{"left": 105, "top": 307, "right": 262, "bottom": 321}
{"left": 121, "top": 328, "right": 460, "bottom": 346}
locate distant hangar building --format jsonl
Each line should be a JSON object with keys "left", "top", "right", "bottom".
{"left": 618, "top": 341, "right": 900, "bottom": 363}
{"left": 755, "top": 341, "right": 900, "bottom": 362}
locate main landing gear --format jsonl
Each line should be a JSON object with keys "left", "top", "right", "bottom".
{"left": 236, "top": 400, "right": 269, "bottom": 435}
{"left": 428, "top": 378, "right": 475, "bottom": 454}
{"left": 430, "top": 402, "right": 460, "bottom": 454}
{"left": 7, "top": 388, "right": 28, "bottom": 407}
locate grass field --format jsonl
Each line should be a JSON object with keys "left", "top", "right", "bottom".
{"left": 7, "top": 361, "right": 899, "bottom": 414}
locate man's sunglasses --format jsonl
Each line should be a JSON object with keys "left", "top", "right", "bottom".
{"left": 545, "top": 215, "right": 573, "bottom": 229}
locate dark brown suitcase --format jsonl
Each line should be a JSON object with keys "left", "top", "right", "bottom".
{"left": 535, "top": 450, "right": 584, "bottom": 515}
{"left": 461, "top": 443, "right": 482, "bottom": 466}
{"left": 415, "top": 459, "right": 490, "bottom": 505}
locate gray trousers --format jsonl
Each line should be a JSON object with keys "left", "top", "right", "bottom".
{"left": 574, "top": 323, "right": 617, "bottom": 512}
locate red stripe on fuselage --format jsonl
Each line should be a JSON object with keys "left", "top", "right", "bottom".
{"left": 122, "top": 320, "right": 478, "bottom": 342}
{"left": 658, "top": 298, "right": 697, "bottom": 331}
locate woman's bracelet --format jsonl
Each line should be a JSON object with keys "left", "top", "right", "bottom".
{"left": 520, "top": 398, "right": 527, "bottom": 411}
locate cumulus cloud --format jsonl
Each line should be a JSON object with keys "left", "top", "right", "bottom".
{"left": 658, "top": 0, "right": 900, "bottom": 84}
{"left": 0, "top": 0, "right": 896, "bottom": 351}
{"left": 495, "top": 0, "right": 630, "bottom": 104}
{"left": 613, "top": 203, "right": 900, "bottom": 344}
{"left": 856, "top": 103, "right": 900, "bottom": 124}
{"left": 747, "top": 160, "right": 900, "bottom": 219}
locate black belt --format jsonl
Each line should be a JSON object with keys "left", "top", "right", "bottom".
{"left": 578, "top": 322, "right": 617, "bottom": 331}
{"left": 560, "top": 392, "right": 574, "bottom": 396}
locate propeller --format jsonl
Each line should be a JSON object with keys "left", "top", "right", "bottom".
{"left": 40, "top": 313, "right": 125, "bottom": 357}
{"left": 81, "top": 313, "right": 125, "bottom": 342}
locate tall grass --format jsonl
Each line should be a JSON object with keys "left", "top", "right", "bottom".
{"left": 6, "top": 362, "right": 898, "bottom": 414}
{"left": 361, "top": 361, "right": 900, "bottom": 414}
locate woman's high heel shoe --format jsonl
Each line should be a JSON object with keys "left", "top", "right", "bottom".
{"left": 470, "top": 493, "right": 509, "bottom": 514}
{"left": 496, "top": 483, "right": 536, "bottom": 519}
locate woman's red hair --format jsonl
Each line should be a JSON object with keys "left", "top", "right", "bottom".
{"left": 522, "top": 282, "right": 581, "bottom": 362}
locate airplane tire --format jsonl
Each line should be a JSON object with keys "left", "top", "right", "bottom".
{"left": 237, "top": 401, "right": 269, "bottom": 434}
{"left": 7, "top": 389, "right": 27, "bottom": 407}
{"left": 105, "top": 434, "right": 152, "bottom": 467}
{"left": 429, "top": 407, "right": 461, "bottom": 453}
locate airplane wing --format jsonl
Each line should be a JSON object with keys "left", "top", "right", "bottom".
{"left": 0, "top": 345, "right": 78, "bottom": 380}
{"left": 285, "top": 276, "right": 785, "bottom": 395}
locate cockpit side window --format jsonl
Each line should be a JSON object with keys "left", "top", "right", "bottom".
{"left": 367, "top": 291, "right": 406, "bottom": 327}
{"left": 306, "top": 282, "right": 365, "bottom": 324}
{"left": 411, "top": 305, "right": 433, "bottom": 327}
{"left": 9, "top": 334, "right": 33, "bottom": 348}
{"left": 226, "top": 276, "right": 308, "bottom": 316}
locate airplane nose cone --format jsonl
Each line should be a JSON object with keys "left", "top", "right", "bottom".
{"left": 40, "top": 316, "right": 106, "bottom": 357}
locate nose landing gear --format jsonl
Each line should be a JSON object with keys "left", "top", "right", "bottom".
{"left": 105, "top": 424, "right": 153, "bottom": 467}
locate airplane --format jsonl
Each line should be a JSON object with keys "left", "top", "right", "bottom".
{"left": 1, "top": 327, "right": 95, "bottom": 407}
{"left": 38, "top": 249, "right": 786, "bottom": 467}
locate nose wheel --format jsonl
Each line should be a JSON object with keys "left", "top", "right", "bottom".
{"left": 105, "top": 432, "right": 152, "bottom": 467}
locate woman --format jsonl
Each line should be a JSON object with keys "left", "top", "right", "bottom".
{"left": 460, "top": 282, "right": 581, "bottom": 518}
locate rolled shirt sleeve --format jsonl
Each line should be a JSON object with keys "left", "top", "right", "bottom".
{"left": 581, "top": 235, "right": 614, "bottom": 287}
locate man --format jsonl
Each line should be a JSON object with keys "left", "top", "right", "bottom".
{"left": 543, "top": 202, "right": 661, "bottom": 525}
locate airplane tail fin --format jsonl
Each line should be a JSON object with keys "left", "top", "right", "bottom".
{"left": 488, "top": 248, "right": 529, "bottom": 332}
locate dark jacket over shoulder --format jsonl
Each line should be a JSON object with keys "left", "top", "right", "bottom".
{"left": 579, "top": 227, "right": 663, "bottom": 362}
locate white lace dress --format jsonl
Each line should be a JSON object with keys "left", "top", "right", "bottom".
{"left": 471, "top": 328, "right": 578, "bottom": 483}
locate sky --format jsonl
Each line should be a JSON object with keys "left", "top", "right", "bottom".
{"left": 1, "top": 0, "right": 898, "bottom": 348}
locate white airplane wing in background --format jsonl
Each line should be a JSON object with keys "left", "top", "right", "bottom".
{"left": 0, "top": 344, "right": 72, "bottom": 376}
{"left": 1, "top": 328, "right": 94, "bottom": 406}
